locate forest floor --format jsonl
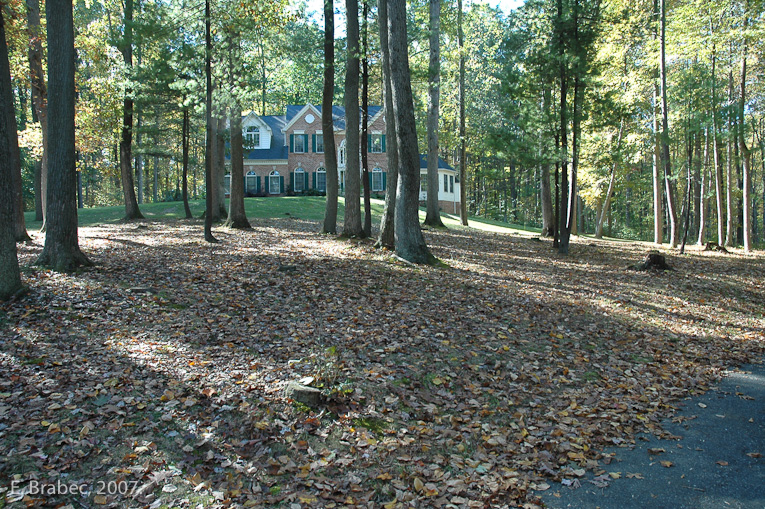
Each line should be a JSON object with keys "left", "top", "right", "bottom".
{"left": 1, "top": 216, "right": 764, "bottom": 508}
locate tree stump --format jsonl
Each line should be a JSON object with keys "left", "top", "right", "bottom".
{"left": 703, "top": 242, "right": 729, "bottom": 253}
{"left": 629, "top": 251, "right": 673, "bottom": 271}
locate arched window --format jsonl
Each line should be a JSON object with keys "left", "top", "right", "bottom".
{"left": 316, "top": 167, "right": 327, "bottom": 192}
{"left": 371, "top": 166, "right": 384, "bottom": 192}
{"left": 294, "top": 167, "right": 305, "bottom": 193}
{"left": 245, "top": 126, "right": 260, "bottom": 147}
{"left": 245, "top": 170, "right": 258, "bottom": 194}
{"left": 269, "top": 170, "right": 283, "bottom": 194}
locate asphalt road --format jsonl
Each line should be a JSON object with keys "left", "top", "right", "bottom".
{"left": 538, "top": 362, "right": 765, "bottom": 509}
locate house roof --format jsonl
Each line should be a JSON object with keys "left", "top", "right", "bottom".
{"left": 242, "top": 115, "right": 288, "bottom": 161}
{"left": 420, "top": 154, "right": 455, "bottom": 171}
{"left": 286, "top": 104, "right": 383, "bottom": 131}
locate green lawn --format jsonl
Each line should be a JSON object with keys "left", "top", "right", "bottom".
{"left": 24, "top": 196, "right": 542, "bottom": 236}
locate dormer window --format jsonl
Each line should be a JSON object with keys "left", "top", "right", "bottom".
{"left": 245, "top": 126, "right": 260, "bottom": 148}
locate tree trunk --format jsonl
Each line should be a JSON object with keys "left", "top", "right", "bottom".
{"left": 203, "top": 0, "right": 217, "bottom": 243}
{"left": 36, "top": 0, "right": 91, "bottom": 271}
{"left": 725, "top": 66, "right": 735, "bottom": 246}
{"left": 540, "top": 88, "right": 554, "bottom": 237}
{"left": 697, "top": 126, "right": 709, "bottom": 245}
{"left": 27, "top": 0, "right": 47, "bottom": 228}
{"left": 458, "top": 0, "right": 468, "bottom": 226}
{"left": 557, "top": 0, "right": 570, "bottom": 254}
{"left": 0, "top": 9, "right": 22, "bottom": 298}
{"left": 376, "top": 0, "right": 398, "bottom": 249}
{"left": 388, "top": 0, "right": 434, "bottom": 264}
{"left": 659, "top": 0, "right": 677, "bottom": 247}
{"left": 652, "top": 82, "right": 663, "bottom": 244}
{"left": 343, "top": 0, "right": 363, "bottom": 237}
{"left": 361, "top": 0, "right": 372, "bottom": 237}
{"left": 321, "top": 0, "right": 339, "bottom": 234}
{"left": 216, "top": 115, "right": 227, "bottom": 217}
{"left": 135, "top": 116, "right": 143, "bottom": 204}
{"left": 181, "top": 105, "right": 192, "bottom": 219}
{"left": 119, "top": 0, "right": 143, "bottom": 221}
{"left": 710, "top": 46, "right": 724, "bottom": 245}
{"left": 227, "top": 106, "right": 250, "bottom": 229}
{"left": 424, "top": 0, "right": 444, "bottom": 228}
{"left": 595, "top": 120, "right": 624, "bottom": 238}
{"left": 739, "top": 22, "right": 752, "bottom": 252}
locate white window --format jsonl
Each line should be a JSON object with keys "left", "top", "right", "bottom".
{"left": 245, "top": 126, "right": 260, "bottom": 147}
{"left": 269, "top": 170, "right": 281, "bottom": 194}
{"left": 444, "top": 174, "right": 449, "bottom": 193}
{"left": 316, "top": 167, "right": 327, "bottom": 192}
{"left": 294, "top": 168, "right": 305, "bottom": 193}
{"left": 339, "top": 140, "right": 346, "bottom": 167}
{"left": 420, "top": 174, "right": 428, "bottom": 193}
{"left": 449, "top": 175, "right": 454, "bottom": 193}
{"left": 370, "top": 134, "right": 384, "bottom": 153}
{"left": 372, "top": 167, "right": 384, "bottom": 192}
{"left": 315, "top": 134, "right": 324, "bottom": 153}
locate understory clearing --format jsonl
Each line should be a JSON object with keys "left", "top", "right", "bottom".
{"left": 1, "top": 217, "right": 763, "bottom": 508}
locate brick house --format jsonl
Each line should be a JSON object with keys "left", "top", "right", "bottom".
{"left": 225, "top": 104, "right": 461, "bottom": 214}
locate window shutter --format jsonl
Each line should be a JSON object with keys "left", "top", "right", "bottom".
{"left": 381, "top": 134, "right": 386, "bottom": 153}
{"left": 303, "top": 134, "right": 309, "bottom": 152}
{"left": 367, "top": 135, "right": 372, "bottom": 153}
{"left": 289, "top": 134, "right": 294, "bottom": 153}
{"left": 279, "top": 175, "right": 285, "bottom": 194}
{"left": 382, "top": 172, "right": 387, "bottom": 191}
{"left": 256, "top": 176, "right": 261, "bottom": 193}
{"left": 312, "top": 172, "right": 316, "bottom": 189}
{"left": 290, "top": 172, "right": 294, "bottom": 191}
{"left": 304, "top": 171, "right": 309, "bottom": 190}
{"left": 312, "top": 134, "right": 316, "bottom": 153}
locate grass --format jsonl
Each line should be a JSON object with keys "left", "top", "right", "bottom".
{"left": 23, "top": 196, "right": 543, "bottom": 236}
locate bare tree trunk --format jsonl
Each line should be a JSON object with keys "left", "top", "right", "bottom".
{"left": 557, "top": 0, "right": 570, "bottom": 254}
{"left": 226, "top": 106, "right": 250, "bottom": 228}
{"left": 343, "top": 0, "right": 363, "bottom": 237}
{"left": 388, "top": 0, "right": 434, "bottom": 264}
{"left": 119, "top": 0, "right": 143, "bottom": 221}
{"left": 540, "top": 87, "right": 554, "bottom": 237}
{"left": 216, "top": 115, "right": 227, "bottom": 217}
{"left": 181, "top": 105, "right": 192, "bottom": 219}
{"left": 424, "top": 0, "right": 444, "bottom": 228}
{"left": 652, "top": 83, "right": 663, "bottom": 244}
{"left": 710, "top": 46, "right": 724, "bottom": 244}
{"left": 321, "top": 0, "right": 339, "bottom": 234}
{"left": 458, "top": 0, "right": 468, "bottom": 226}
{"left": 27, "top": 0, "right": 47, "bottom": 228}
{"left": 739, "top": 18, "right": 752, "bottom": 252}
{"left": 725, "top": 65, "right": 735, "bottom": 247}
{"left": 376, "top": 0, "right": 397, "bottom": 249}
{"left": 697, "top": 126, "right": 709, "bottom": 245}
{"left": 660, "top": 0, "right": 677, "bottom": 247}
{"left": 203, "top": 0, "right": 217, "bottom": 243}
{"left": 36, "top": 0, "right": 91, "bottom": 270}
{"left": 0, "top": 9, "right": 22, "bottom": 298}
{"left": 361, "top": 0, "right": 372, "bottom": 237}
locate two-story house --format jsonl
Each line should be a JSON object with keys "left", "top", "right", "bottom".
{"left": 224, "top": 104, "right": 461, "bottom": 214}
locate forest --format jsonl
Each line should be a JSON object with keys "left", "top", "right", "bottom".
{"left": 0, "top": 0, "right": 764, "bottom": 507}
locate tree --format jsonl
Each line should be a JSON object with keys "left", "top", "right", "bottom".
{"left": 203, "top": 0, "right": 217, "bottom": 243}
{"left": 376, "top": 0, "right": 398, "bottom": 249}
{"left": 118, "top": 0, "right": 144, "bottom": 220}
{"left": 343, "top": 0, "right": 363, "bottom": 238}
{"left": 659, "top": 0, "right": 678, "bottom": 247}
{"left": 361, "top": 0, "right": 372, "bottom": 237}
{"left": 321, "top": 0, "right": 339, "bottom": 234}
{"left": 0, "top": 8, "right": 22, "bottom": 299}
{"left": 424, "top": 0, "right": 444, "bottom": 228}
{"left": 738, "top": 4, "right": 752, "bottom": 252}
{"left": 457, "top": 0, "right": 468, "bottom": 226}
{"left": 387, "top": 0, "right": 434, "bottom": 264}
{"left": 36, "top": 0, "right": 91, "bottom": 271}
{"left": 26, "top": 0, "right": 47, "bottom": 228}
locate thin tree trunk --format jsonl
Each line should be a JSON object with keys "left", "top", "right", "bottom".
{"left": 36, "top": 0, "right": 91, "bottom": 270}
{"left": 181, "top": 105, "right": 192, "bottom": 219}
{"left": 697, "top": 126, "right": 709, "bottom": 245}
{"left": 557, "top": 0, "right": 570, "bottom": 254}
{"left": 321, "top": 0, "right": 339, "bottom": 234}
{"left": 361, "top": 0, "right": 372, "bottom": 237}
{"left": 376, "top": 0, "right": 397, "bottom": 249}
{"left": 458, "top": 0, "right": 468, "bottom": 226}
{"left": 659, "top": 0, "right": 677, "bottom": 247}
{"left": 203, "top": 0, "right": 217, "bottom": 243}
{"left": 388, "top": 0, "right": 434, "bottom": 264}
{"left": 652, "top": 82, "right": 663, "bottom": 244}
{"left": 227, "top": 106, "right": 250, "bottom": 228}
{"left": 540, "top": 87, "right": 554, "bottom": 237}
{"left": 136, "top": 116, "right": 143, "bottom": 204}
{"left": 119, "top": 0, "right": 143, "bottom": 220}
{"left": 595, "top": 120, "right": 624, "bottom": 238}
{"left": 343, "top": 0, "right": 363, "bottom": 237}
{"left": 0, "top": 9, "right": 22, "bottom": 298}
{"left": 738, "top": 13, "right": 752, "bottom": 252}
{"left": 711, "top": 47, "right": 724, "bottom": 245}
{"left": 27, "top": 0, "right": 47, "bottom": 228}
{"left": 216, "top": 115, "right": 227, "bottom": 217}
{"left": 424, "top": 0, "right": 444, "bottom": 228}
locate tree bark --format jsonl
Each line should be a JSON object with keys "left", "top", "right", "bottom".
{"left": 725, "top": 66, "right": 735, "bottom": 247}
{"left": 361, "top": 0, "right": 372, "bottom": 237}
{"left": 321, "top": 0, "right": 339, "bottom": 234}
{"left": 557, "top": 0, "right": 570, "bottom": 254}
{"left": 181, "top": 105, "right": 192, "bottom": 219}
{"left": 0, "top": 9, "right": 22, "bottom": 298}
{"left": 659, "top": 0, "right": 677, "bottom": 247}
{"left": 36, "top": 0, "right": 91, "bottom": 271}
{"left": 119, "top": 0, "right": 143, "bottom": 220}
{"left": 216, "top": 115, "right": 227, "bottom": 217}
{"left": 739, "top": 16, "right": 752, "bottom": 253}
{"left": 424, "top": 0, "right": 444, "bottom": 228}
{"left": 376, "top": 0, "right": 398, "bottom": 249}
{"left": 388, "top": 0, "right": 434, "bottom": 264}
{"left": 27, "top": 0, "right": 47, "bottom": 227}
{"left": 343, "top": 0, "right": 363, "bottom": 237}
{"left": 226, "top": 106, "right": 250, "bottom": 229}
{"left": 203, "top": 0, "right": 217, "bottom": 243}
{"left": 458, "top": 0, "right": 468, "bottom": 226}
{"left": 710, "top": 46, "right": 724, "bottom": 244}
{"left": 697, "top": 126, "right": 709, "bottom": 245}
{"left": 540, "top": 87, "right": 554, "bottom": 237}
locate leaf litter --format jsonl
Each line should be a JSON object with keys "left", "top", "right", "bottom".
{"left": 1, "top": 218, "right": 763, "bottom": 507}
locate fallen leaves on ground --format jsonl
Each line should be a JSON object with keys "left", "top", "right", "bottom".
{"left": 1, "top": 217, "right": 763, "bottom": 507}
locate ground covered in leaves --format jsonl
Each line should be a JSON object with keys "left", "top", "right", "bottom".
{"left": 1, "top": 217, "right": 763, "bottom": 508}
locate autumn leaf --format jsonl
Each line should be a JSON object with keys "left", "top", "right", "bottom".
{"left": 660, "top": 461, "right": 674, "bottom": 468}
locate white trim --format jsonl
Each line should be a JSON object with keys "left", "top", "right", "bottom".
{"left": 282, "top": 104, "right": 322, "bottom": 132}
{"left": 243, "top": 159, "right": 288, "bottom": 165}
